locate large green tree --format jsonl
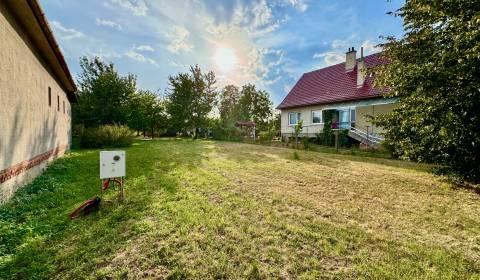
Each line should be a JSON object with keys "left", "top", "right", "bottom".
{"left": 74, "top": 57, "right": 136, "bottom": 127}
{"left": 218, "top": 84, "right": 241, "bottom": 124}
{"left": 166, "top": 65, "right": 217, "bottom": 136}
{"left": 237, "top": 84, "right": 273, "bottom": 131}
{"left": 128, "top": 90, "right": 166, "bottom": 137}
{"left": 374, "top": 0, "right": 480, "bottom": 182}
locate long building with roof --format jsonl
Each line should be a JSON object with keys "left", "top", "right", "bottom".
{"left": 0, "top": 0, "right": 77, "bottom": 203}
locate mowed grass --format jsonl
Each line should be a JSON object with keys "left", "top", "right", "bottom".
{"left": 1, "top": 139, "right": 479, "bottom": 279}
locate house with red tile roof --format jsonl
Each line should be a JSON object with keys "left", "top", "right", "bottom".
{"left": 277, "top": 47, "right": 396, "bottom": 146}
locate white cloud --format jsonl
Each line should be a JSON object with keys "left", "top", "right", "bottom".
{"left": 125, "top": 50, "right": 158, "bottom": 67}
{"left": 312, "top": 37, "right": 380, "bottom": 67}
{"left": 168, "top": 60, "right": 188, "bottom": 68}
{"left": 88, "top": 49, "right": 122, "bottom": 59}
{"left": 96, "top": 18, "right": 122, "bottom": 30}
{"left": 165, "top": 26, "right": 193, "bottom": 53}
{"left": 331, "top": 39, "right": 348, "bottom": 50}
{"left": 286, "top": 0, "right": 308, "bottom": 12}
{"left": 360, "top": 40, "right": 382, "bottom": 55}
{"left": 50, "top": 21, "right": 84, "bottom": 40}
{"left": 135, "top": 45, "right": 155, "bottom": 52}
{"left": 109, "top": 0, "right": 148, "bottom": 16}
{"left": 313, "top": 51, "right": 344, "bottom": 65}
{"left": 251, "top": 0, "right": 274, "bottom": 29}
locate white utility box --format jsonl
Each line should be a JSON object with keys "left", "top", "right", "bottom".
{"left": 100, "top": 151, "right": 126, "bottom": 179}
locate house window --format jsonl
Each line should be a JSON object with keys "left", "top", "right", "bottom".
{"left": 350, "top": 109, "right": 356, "bottom": 123}
{"left": 48, "top": 87, "right": 51, "bottom": 107}
{"left": 289, "top": 112, "right": 301, "bottom": 125}
{"left": 57, "top": 95, "right": 60, "bottom": 111}
{"left": 312, "top": 110, "right": 322, "bottom": 124}
{"left": 339, "top": 109, "right": 349, "bottom": 123}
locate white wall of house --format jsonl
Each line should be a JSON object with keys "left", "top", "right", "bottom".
{"left": 280, "top": 105, "right": 327, "bottom": 136}
{"left": 0, "top": 3, "right": 72, "bottom": 203}
{"left": 280, "top": 100, "right": 395, "bottom": 138}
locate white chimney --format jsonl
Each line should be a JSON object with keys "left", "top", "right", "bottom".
{"left": 345, "top": 47, "right": 356, "bottom": 71}
{"left": 357, "top": 47, "right": 365, "bottom": 87}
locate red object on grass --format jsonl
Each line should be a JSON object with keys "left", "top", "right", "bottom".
{"left": 69, "top": 196, "right": 101, "bottom": 220}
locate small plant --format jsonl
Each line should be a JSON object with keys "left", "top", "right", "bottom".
{"left": 246, "top": 261, "right": 261, "bottom": 280}
{"left": 258, "top": 125, "right": 277, "bottom": 142}
{"left": 302, "top": 137, "right": 310, "bottom": 150}
{"left": 293, "top": 120, "right": 303, "bottom": 149}
{"left": 293, "top": 151, "right": 300, "bottom": 160}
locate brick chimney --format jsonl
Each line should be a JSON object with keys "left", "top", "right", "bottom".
{"left": 345, "top": 47, "right": 356, "bottom": 71}
{"left": 357, "top": 47, "right": 365, "bottom": 87}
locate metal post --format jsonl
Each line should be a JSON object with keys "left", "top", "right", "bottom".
{"left": 335, "top": 129, "right": 339, "bottom": 152}
{"left": 365, "top": 125, "right": 370, "bottom": 148}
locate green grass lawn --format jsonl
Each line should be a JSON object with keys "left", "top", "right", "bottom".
{"left": 1, "top": 139, "right": 479, "bottom": 279}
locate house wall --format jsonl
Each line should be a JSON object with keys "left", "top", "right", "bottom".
{"left": 356, "top": 103, "right": 394, "bottom": 135}
{"left": 280, "top": 105, "right": 326, "bottom": 137}
{"left": 280, "top": 101, "right": 395, "bottom": 138}
{"left": 0, "top": 3, "right": 72, "bottom": 203}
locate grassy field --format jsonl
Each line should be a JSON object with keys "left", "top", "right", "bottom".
{"left": 1, "top": 139, "right": 479, "bottom": 279}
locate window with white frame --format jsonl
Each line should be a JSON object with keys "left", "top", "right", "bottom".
{"left": 350, "top": 109, "right": 356, "bottom": 123}
{"left": 289, "top": 112, "right": 301, "bottom": 125}
{"left": 311, "top": 110, "right": 322, "bottom": 124}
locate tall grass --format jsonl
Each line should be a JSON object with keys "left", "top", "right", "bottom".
{"left": 79, "top": 124, "right": 134, "bottom": 148}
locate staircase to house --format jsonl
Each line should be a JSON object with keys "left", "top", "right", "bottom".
{"left": 347, "top": 126, "right": 384, "bottom": 148}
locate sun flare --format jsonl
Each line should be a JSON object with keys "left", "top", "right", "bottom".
{"left": 214, "top": 47, "right": 238, "bottom": 73}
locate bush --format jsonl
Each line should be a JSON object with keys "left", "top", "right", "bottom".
{"left": 79, "top": 124, "right": 134, "bottom": 148}
{"left": 338, "top": 129, "right": 352, "bottom": 148}
{"left": 211, "top": 123, "right": 245, "bottom": 141}
{"left": 302, "top": 138, "right": 311, "bottom": 150}
{"left": 258, "top": 126, "right": 277, "bottom": 142}
{"left": 314, "top": 129, "right": 351, "bottom": 148}
{"left": 293, "top": 151, "right": 300, "bottom": 160}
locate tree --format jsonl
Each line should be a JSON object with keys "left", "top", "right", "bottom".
{"left": 73, "top": 57, "right": 136, "bottom": 127}
{"left": 373, "top": 0, "right": 480, "bottom": 182}
{"left": 166, "top": 65, "right": 217, "bottom": 137}
{"left": 128, "top": 90, "right": 165, "bottom": 137}
{"left": 237, "top": 84, "right": 273, "bottom": 132}
{"left": 219, "top": 85, "right": 241, "bottom": 124}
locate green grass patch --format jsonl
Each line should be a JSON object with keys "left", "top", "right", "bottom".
{"left": 1, "top": 139, "right": 479, "bottom": 279}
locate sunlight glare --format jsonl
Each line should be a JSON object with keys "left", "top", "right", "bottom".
{"left": 214, "top": 47, "right": 238, "bottom": 73}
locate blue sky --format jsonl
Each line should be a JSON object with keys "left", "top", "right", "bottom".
{"left": 43, "top": 0, "right": 404, "bottom": 106}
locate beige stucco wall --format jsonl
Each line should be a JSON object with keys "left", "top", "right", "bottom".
{"left": 280, "top": 102, "right": 395, "bottom": 137}
{"left": 0, "top": 3, "right": 72, "bottom": 202}
{"left": 356, "top": 103, "right": 394, "bottom": 135}
{"left": 280, "top": 105, "right": 326, "bottom": 137}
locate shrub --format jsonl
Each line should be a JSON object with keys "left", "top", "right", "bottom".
{"left": 338, "top": 129, "right": 352, "bottom": 148}
{"left": 79, "top": 124, "right": 134, "bottom": 148}
{"left": 211, "top": 123, "right": 245, "bottom": 141}
{"left": 293, "top": 151, "right": 300, "bottom": 160}
{"left": 258, "top": 126, "right": 277, "bottom": 142}
{"left": 302, "top": 137, "right": 311, "bottom": 150}
{"left": 314, "top": 129, "right": 351, "bottom": 148}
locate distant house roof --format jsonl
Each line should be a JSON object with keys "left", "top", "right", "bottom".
{"left": 4, "top": 0, "right": 77, "bottom": 102}
{"left": 235, "top": 121, "right": 256, "bottom": 128}
{"left": 277, "top": 53, "right": 387, "bottom": 109}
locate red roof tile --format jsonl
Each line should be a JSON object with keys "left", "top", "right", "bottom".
{"left": 277, "top": 53, "right": 387, "bottom": 109}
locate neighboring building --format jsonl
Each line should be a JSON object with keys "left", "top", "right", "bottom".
{"left": 0, "top": 0, "right": 77, "bottom": 203}
{"left": 277, "top": 47, "right": 395, "bottom": 145}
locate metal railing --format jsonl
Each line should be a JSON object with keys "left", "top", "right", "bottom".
{"left": 348, "top": 126, "right": 384, "bottom": 144}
